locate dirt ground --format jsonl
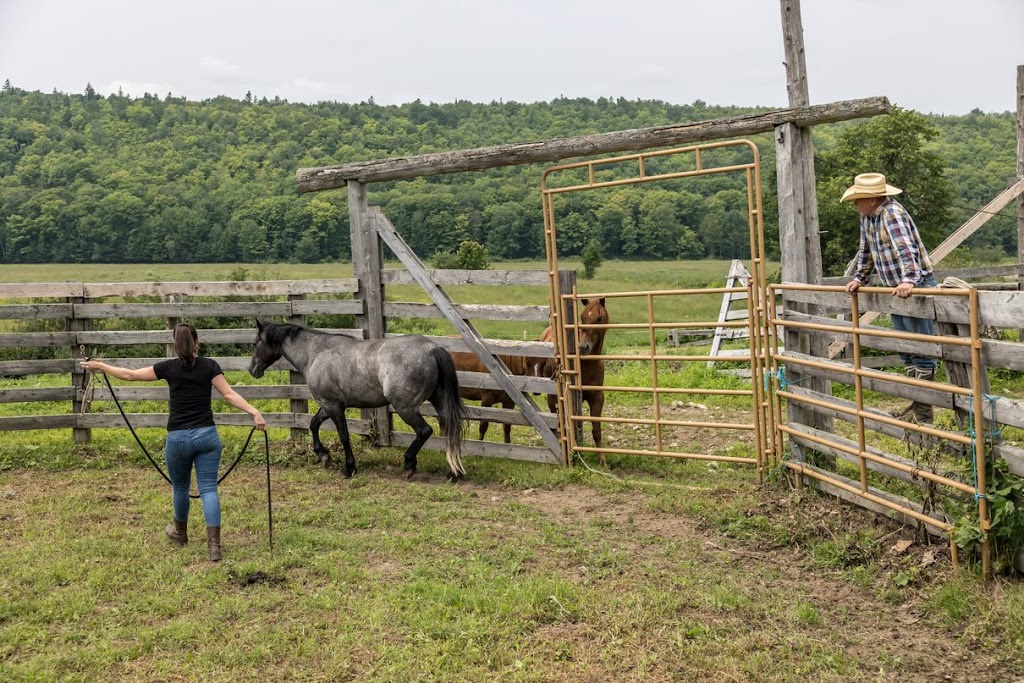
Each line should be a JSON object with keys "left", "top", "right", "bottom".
{"left": 505, "top": 398, "right": 1021, "bottom": 681}
{"left": 462, "top": 480, "right": 1014, "bottom": 682}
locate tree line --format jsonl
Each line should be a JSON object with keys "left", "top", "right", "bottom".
{"left": 0, "top": 81, "right": 1018, "bottom": 273}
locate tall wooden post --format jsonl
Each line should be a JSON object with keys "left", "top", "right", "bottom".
{"left": 777, "top": 0, "right": 831, "bottom": 446}
{"left": 164, "top": 293, "right": 180, "bottom": 358}
{"left": 348, "top": 181, "right": 391, "bottom": 445}
{"left": 288, "top": 293, "right": 309, "bottom": 440}
{"left": 1017, "top": 60, "right": 1024, "bottom": 581}
{"left": 1016, "top": 65, "right": 1023, "bottom": 341}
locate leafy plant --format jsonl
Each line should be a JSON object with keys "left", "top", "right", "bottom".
{"left": 949, "top": 457, "right": 1024, "bottom": 574}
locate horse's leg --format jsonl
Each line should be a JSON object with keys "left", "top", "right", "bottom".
{"left": 478, "top": 392, "right": 494, "bottom": 441}
{"left": 500, "top": 395, "right": 514, "bottom": 444}
{"left": 394, "top": 408, "right": 432, "bottom": 480}
{"left": 309, "top": 407, "right": 332, "bottom": 468}
{"left": 323, "top": 405, "right": 356, "bottom": 478}
{"left": 586, "top": 390, "right": 607, "bottom": 466}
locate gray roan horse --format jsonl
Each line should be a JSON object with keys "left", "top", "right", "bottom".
{"left": 248, "top": 320, "right": 467, "bottom": 481}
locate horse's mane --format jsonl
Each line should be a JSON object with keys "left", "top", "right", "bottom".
{"left": 263, "top": 322, "right": 328, "bottom": 348}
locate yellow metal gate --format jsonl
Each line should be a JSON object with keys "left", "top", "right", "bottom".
{"left": 540, "top": 141, "right": 776, "bottom": 477}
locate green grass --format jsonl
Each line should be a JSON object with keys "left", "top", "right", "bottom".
{"left": 3, "top": 455, "right": 1022, "bottom": 681}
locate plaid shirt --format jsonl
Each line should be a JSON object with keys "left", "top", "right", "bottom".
{"left": 852, "top": 198, "right": 933, "bottom": 287}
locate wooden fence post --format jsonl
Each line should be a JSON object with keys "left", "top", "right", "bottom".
{"left": 164, "top": 293, "right": 180, "bottom": 358}
{"left": 289, "top": 293, "right": 309, "bottom": 440}
{"left": 777, "top": 0, "right": 832, "bottom": 458}
{"left": 348, "top": 181, "right": 391, "bottom": 445}
{"left": 69, "top": 295, "right": 90, "bottom": 444}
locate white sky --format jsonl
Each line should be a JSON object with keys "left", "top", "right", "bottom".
{"left": 1, "top": 0, "right": 1021, "bottom": 115}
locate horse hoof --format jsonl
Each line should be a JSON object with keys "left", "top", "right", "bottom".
{"left": 342, "top": 465, "right": 356, "bottom": 479}
{"left": 404, "top": 467, "right": 416, "bottom": 480}
{"left": 446, "top": 471, "right": 464, "bottom": 484}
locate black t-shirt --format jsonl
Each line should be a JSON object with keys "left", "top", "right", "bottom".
{"left": 153, "top": 356, "right": 224, "bottom": 431}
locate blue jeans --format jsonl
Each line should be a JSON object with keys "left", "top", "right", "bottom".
{"left": 165, "top": 426, "right": 222, "bottom": 527}
{"left": 890, "top": 276, "right": 938, "bottom": 372}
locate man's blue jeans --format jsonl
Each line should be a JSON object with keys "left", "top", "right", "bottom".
{"left": 164, "top": 426, "right": 223, "bottom": 527}
{"left": 890, "top": 276, "right": 938, "bottom": 372}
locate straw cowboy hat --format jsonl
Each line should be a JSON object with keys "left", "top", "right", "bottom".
{"left": 840, "top": 172, "right": 903, "bottom": 202}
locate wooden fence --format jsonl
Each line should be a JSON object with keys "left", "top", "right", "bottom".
{"left": 0, "top": 273, "right": 559, "bottom": 464}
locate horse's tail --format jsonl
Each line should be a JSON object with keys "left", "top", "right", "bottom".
{"left": 431, "top": 345, "right": 467, "bottom": 476}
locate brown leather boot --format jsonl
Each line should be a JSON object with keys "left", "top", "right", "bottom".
{"left": 912, "top": 368, "right": 935, "bottom": 423}
{"left": 165, "top": 519, "right": 188, "bottom": 546}
{"left": 206, "top": 526, "right": 222, "bottom": 562}
{"left": 891, "top": 366, "right": 918, "bottom": 420}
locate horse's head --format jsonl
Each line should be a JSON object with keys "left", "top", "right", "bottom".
{"left": 248, "top": 319, "right": 281, "bottom": 379}
{"left": 577, "top": 298, "right": 608, "bottom": 355}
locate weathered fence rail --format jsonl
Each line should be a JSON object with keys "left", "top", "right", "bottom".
{"left": 0, "top": 274, "right": 558, "bottom": 463}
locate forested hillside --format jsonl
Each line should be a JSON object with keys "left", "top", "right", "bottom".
{"left": 0, "top": 81, "right": 1017, "bottom": 270}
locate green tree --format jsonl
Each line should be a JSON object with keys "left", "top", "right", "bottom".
{"left": 581, "top": 239, "right": 602, "bottom": 279}
{"left": 676, "top": 227, "right": 704, "bottom": 259}
{"left": 639, "top": 189, "right": 684, "bottom": 258}
{"left": 0, "top": 88, "right": 1011, "bottom": 266}
{"left": 482, "top": 200, "right": 539, "bottom": 259}
{"left": 699, "top": 190, "right": 750, "bottom": 259}
{"left": 432, "top": 240, "right": 491, "bottom": 269}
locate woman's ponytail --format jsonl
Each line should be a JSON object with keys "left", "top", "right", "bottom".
{"left": 173, "top": 323, "right": 198, "bottom": 366}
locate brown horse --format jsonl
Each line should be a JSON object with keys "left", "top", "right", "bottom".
{"left": 540, "top": 297, "right": 609, "bottom": 464}
{"left": 449, "top": 351, "right": 549, "bottom": 443}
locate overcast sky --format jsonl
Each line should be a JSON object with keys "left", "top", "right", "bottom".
{"left": 1, "top": 1, "right": 1021, "bottom": 115}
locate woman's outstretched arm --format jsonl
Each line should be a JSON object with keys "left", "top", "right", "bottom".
{"left": 80, "top": 360, "right": 157, "bottom": 382}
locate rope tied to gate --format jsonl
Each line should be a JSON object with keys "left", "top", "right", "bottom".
{"left": 765, "top": 366, "right": 812, "bottom": 393}
{"left": 965, "top": 393, "right": 1003, "bottom": 502}
{"left": 78, "top": 345, "right": 94, "bottom": 416}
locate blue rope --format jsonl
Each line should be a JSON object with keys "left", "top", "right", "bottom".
{"left": 773, "top": 366, "right": 813, "bottom": 391}
{"left": 966, "top": 393, "right": 1003, "bottom": 501}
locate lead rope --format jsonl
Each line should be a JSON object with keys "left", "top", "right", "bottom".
{"left": 87, "top": 366, "right": 273, "bottom": 552}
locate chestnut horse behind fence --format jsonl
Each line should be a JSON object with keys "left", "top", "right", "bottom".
{"left": 540, "top": 297, "right": 609, "bottom": 464}
{"left": 449, "top": 351, "right": 549, "bottom": 443}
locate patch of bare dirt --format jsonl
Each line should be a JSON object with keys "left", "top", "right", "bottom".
{"left": 463, "top": 481, "right": 1013, "bottom": 682}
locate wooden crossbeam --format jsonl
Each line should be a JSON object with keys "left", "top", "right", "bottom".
{"left": 297, "top": 97, "right": 891, "bottom": 190}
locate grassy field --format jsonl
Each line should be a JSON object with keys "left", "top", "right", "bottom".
{"left": 2, "top": 260, "right": 1024, "bottom": 681}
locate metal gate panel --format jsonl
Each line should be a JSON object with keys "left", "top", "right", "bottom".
{"left": 767, "top": 283, "right": 991, "bottom": 574}
{"left": 540, "top": 141, "right": 776, "bottom": 476}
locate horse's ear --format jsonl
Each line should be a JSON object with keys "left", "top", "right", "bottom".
{"left": 599, "top": 297, "right": 606, "bottom": 306}
{"left": 581, "top": 299, "right": 589, "bottom": 306}
{"left": 255, "top": 318, "right": 264, "bottom": 332}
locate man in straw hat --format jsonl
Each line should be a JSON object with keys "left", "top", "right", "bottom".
{"left": 842, "top": 172, "right": 938, "bottom": 423}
